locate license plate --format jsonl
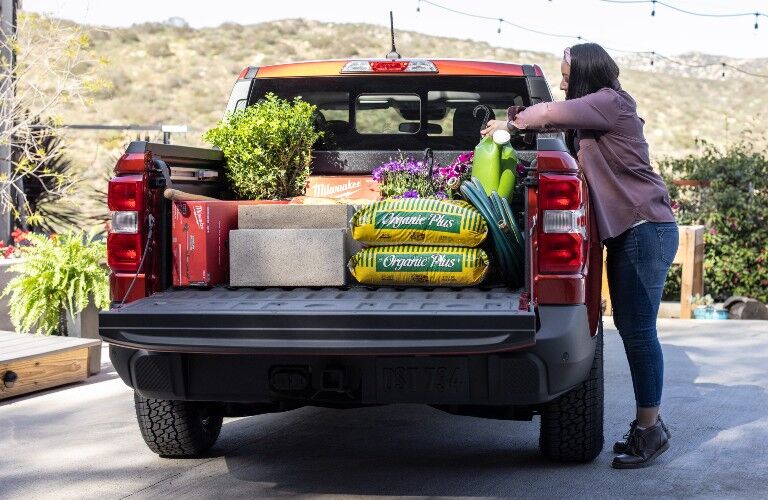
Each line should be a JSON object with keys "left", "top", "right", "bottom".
{"left": 376, "top": 357, "right": 469, "bottom": 403}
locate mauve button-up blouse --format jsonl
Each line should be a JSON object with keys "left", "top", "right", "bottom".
{"left": 509, "top": 86, "right": 676, "bottom": 241}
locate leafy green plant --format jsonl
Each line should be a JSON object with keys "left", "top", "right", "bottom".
{"left": 1, "top": 232, "right": 109, "bottom": 335}
{"left": 203, "top": 93, "right": 322, "bottom": 200}
{"left": 690, "top": 293, "right": 714, "bottom": 307}
{"left": 659, "top": 138, "right": 768, "bottom": 302}
{"left": 12, "top": 113, "right": 80, "bottom": 233}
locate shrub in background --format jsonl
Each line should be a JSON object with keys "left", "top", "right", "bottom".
{"left": 203, "top": 93, "right": 321, "bottom": 200}
{"left": 659, "top": 139, "right": 768, "bottom": 302}
{"left": 12, "top": 114, "right": 80, "bottom": 233}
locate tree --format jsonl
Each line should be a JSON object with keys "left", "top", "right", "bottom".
{"left": 0, "top": 13, "right": 109, "bottom": 229}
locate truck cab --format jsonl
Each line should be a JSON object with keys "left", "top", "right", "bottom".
{"left": 100, "top": 58, "right": 605, "bottom": 462}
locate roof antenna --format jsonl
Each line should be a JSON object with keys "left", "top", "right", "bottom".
{"left": 385, "top": 11, "right": 401, "bottom": 59}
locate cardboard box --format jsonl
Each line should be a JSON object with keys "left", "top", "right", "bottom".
{"left": 171, "top": 200, "right": 288, "bottom": 287}
{"left": 305, "top": 175, "right": 380, "bottom": 200}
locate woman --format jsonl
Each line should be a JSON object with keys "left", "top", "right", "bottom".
{"left": 482, "top": 43, "right": 678, "bottom": 469}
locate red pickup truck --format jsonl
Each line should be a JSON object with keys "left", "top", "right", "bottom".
{"left": 99, "top": 58, "right": 605, "bottom": 462}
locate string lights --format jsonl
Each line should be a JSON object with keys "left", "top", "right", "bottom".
{"left": 600, "top": 0, "right": 766, "bottom": 27}
{"left": 416, "top": 0, "right": 768, "bottom": 79}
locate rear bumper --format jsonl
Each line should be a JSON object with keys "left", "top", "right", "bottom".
{"left": 106, "top": 305, "right": 595, "bottom": 406}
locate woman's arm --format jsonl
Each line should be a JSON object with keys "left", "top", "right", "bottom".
{"left": 512, "top": 88, "right": 622, "bottom": 131}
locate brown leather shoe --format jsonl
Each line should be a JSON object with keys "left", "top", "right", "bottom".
{"left": 614, "top": 417, "right": 671, "bottom": 454}
{"left": 612, "top": 419, "right": 670, "bottom": 469}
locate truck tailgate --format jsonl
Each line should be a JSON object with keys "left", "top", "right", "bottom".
{"left": 99, "top": 287, "right": 535, "bottom": 355}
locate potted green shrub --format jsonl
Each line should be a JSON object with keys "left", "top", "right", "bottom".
{"left": 203, "top": 93, "right": 322, "bottom": 200}
{"left": 1, "top": 232, "right": 109, "bottom": 338}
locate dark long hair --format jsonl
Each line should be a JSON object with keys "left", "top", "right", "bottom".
{"left": 565, "top": 43, "right": 620, "bottom": 152}
{"left": 566, "top": 43, "right": 620, "bottom": 99}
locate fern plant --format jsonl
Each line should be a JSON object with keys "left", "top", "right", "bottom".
{"left": 1, "top": 232, "right": 109, "bottom": 335}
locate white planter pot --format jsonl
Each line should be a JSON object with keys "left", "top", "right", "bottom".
{"left": 67, "top": 298, "right": 102, "bottom": 375}
{"left": 0, "top": 258, "right": 24, "bottom": 332}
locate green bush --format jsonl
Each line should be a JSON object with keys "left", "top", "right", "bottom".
{"left": 203, "top": 93, "right": 321, "bottom": 200}
{"left": 659, "top": 139, "right": 768, "bottom": 302}
{"left": 1, "top": 232, "right": 109, "bottom": 335}
{"left": 146, "top": 40, "right": 173, "bottom": 58}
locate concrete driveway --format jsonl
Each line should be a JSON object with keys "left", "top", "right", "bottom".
{"left": 2, "top": 319, "right": 767, "bottom": 499}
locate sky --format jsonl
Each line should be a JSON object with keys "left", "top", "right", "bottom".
{"left": 21, "top": 0, "right": 768, "bottom": 59}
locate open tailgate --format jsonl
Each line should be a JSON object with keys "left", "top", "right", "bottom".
{"left": 99, "top": 287, "right": 535, "bottom": 355}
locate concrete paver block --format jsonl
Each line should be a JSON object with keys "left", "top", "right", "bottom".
{"left": 238, "top": 204, "right": 354, "bottom": 230}
{"left": 230, "top": 229, "right": 359, "bottom": 287}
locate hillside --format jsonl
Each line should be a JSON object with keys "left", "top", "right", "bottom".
{"left": 39, "top": 17, "right": 768, "bottom": 220}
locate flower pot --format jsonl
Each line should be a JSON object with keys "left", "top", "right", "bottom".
{"left": 692, "top": 305, "right": 729, "bottom": 320}
{"left": 712, "top": 309, "right": 730, "bottom": 320}
{"left": 66, "top": 297, "right": 101, "bottom": 375}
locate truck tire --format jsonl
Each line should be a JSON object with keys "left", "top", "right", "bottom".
{"left": 134, "top": 392, "right": 223, "bottom": 457}
{"left": 538, "top": 322, "right": 604, "bottom": 462}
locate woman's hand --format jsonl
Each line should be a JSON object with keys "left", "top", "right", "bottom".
{"left": 480, "top": 119, "right": 509, "bottom": 137}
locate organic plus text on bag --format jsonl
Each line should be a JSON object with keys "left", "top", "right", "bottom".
{"left": 348, "top": 245, "right": 489, "bottom": 287}
{"left": 350, "top": 198, "right": 487, "bottom": 247}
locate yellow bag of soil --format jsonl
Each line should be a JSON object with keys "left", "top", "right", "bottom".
{"left": 350, "top": 198, "right": 487, "bottom": 247}
{"left": 348, "top": 245, "right": 489, "bottom": 287}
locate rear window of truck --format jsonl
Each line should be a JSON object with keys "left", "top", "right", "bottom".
{"left": 249, "top": 76, "right": 531, "bottom": 151}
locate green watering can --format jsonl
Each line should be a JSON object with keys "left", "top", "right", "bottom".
{"left": 472, "top": 129, "right": 518, "bottom": 199}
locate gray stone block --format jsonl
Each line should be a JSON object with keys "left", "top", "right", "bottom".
{"left": 230, "top": 229, "right": 360, "bottom": 287}
{"left": 238, "top": 204, "right": 354, "bottom": 230}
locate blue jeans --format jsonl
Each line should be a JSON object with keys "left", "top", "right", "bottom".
{"left": 605, "top": 221, "right": 679, "bottom": 408}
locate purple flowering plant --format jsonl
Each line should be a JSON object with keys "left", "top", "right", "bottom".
{"left": 372, "top": 152, "right": 474, "bottom": 199}
{"left": 433, "top": 151, "right": 474, "bottom": 198}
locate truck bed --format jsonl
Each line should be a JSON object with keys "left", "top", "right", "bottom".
{"left": 99, "top": 287, "right": 534, "bottom": 355}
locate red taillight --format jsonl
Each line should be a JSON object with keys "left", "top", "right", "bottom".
{"left": 108, "top": 155, "right": 149, "bottom": 303}
{"left": 341, "top": 60, "right": 438, "bottom": 74}
{"left": 539, "top": 233, "right": 585, "bottom": 274}
{"left": 107, "top": 232, "right": 142, "bottom": 271}
{"left": 110, "top": 273, "right": 146, "bottom": 303}
{"left": 535, "top": 150, "right": 579, "bottom": 173}
{"left": 114, "top": 153, "right": 146, "bottom": 174}
{"left": 538, "top": 172, "right": 586, "bottom": 274}
{"left": 370, "top": 61, "right": 409, "bottom": 72}
{"left": 108, "top": 174, "right": 144, "bottom": 275}
{"left": 539, "top": 173, "right": 581, "bottom": 210}
{"left": 108, "top": 175, "right": 143, "bottom": 211}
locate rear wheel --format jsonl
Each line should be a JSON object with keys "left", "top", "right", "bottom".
{"left": 538, "top": 322, "right": 604, "bottom": 462}
{"left": 134, "top": 392, "right": 223, "bottom": 457}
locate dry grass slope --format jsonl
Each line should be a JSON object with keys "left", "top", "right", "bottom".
{"left": 40, "top": 17, "right": 768, "bottom": 225}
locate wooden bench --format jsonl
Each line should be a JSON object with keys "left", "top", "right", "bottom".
{"left": 0, "top": 332, "right": 101, "bottom": 400}
{"left": 602, "top": 225, "right": 705, "bottom": 319}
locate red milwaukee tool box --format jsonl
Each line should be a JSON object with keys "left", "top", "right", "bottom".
{"left": 171, "top": 200, "right": 287, "bottom": 287}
